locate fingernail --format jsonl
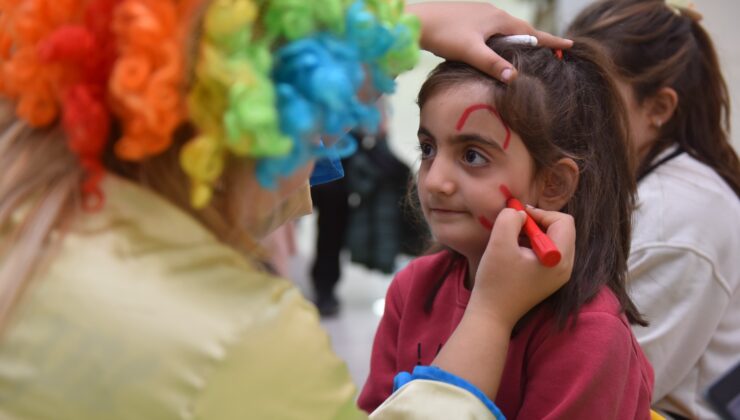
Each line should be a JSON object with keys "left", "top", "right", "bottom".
{"left": 501, "top": 68, "right": 513, "bottom": 82}
{"left": 525, "top": 204, "right": 534, "bottom": 209}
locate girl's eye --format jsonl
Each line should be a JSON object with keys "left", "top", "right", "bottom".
{"left": 419, "top": 142, "right": 435, "bottom": 159}
{"left": 463, "top": 149, "right": 488, "bottom": 166}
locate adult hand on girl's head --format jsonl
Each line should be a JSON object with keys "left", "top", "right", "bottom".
{"left": 407, "top": 2, "right": 573, "bottom": 83}
{"left": 469, "top": 207, "right": 575, "bottom": 330}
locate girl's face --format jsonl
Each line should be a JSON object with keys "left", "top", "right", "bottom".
{"left": 417, "top": 82, "right": 540, "bottom": 259}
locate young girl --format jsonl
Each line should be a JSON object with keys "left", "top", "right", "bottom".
{"left": 358, "top": 38, "right": 655, "bottom": 418}
{"left": 568, "top": 1, "right": 740, "bottom": 418}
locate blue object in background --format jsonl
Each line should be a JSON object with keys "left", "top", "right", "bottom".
{"left": 310, "top": 136, "right": 357, "bottom": 186}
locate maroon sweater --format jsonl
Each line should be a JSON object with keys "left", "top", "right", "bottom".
{"left": 358, "top": 252, "right": 654, "bottom": 419}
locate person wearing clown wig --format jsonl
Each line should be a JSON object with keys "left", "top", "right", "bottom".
{"left": 0, "top": 1, "right": 572, "bottom": 418}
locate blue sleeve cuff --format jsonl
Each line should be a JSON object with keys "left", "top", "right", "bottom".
{"left": 393, "top": 365, "right": 506, "bottom": 419}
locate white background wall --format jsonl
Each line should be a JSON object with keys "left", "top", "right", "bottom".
{"left": 387, "top": 0, "right": 740, "bottom": 168}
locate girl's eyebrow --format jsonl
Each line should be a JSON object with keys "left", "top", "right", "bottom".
{"left": 417, "top": 126, "right": 435, "bottom": 140}
{"left": 454, "top": 132, "right": 504, "bottom": 153}
{"left": 418, "top": 127, "right": 504, "bottom": 153}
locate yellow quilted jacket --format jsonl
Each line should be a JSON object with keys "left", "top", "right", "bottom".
{"left": 0, "top": 175, "right": 494, "bottom": 420}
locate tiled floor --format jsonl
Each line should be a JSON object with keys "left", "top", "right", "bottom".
{"left": 288, "top": 211, "right": 407, "bottom": 388}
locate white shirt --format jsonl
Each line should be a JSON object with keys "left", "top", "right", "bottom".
{"left": 629, "top": 146, "right": 740, "bottom": 419}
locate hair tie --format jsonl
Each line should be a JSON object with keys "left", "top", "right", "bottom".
{"left": 666, "top": 0, "right": 703, "bottom": 21}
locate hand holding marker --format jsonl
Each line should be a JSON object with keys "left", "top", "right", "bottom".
{"left": 479, "top": 185, "right": 562, "bottom": 268}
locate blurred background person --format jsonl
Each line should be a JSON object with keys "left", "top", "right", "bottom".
{"left": 567, "top": 1, "right": 740, "bottom": 418}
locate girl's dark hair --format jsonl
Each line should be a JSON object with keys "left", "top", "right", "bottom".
{"left": 567, "top": 0, "right": 740, "bottom": 196}
{"left": 417, "top": 37, "right": 646, "bottom": 328}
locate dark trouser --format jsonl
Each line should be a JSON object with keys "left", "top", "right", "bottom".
{"left": 311, "top": 178, "right": 349, "bottom": 299}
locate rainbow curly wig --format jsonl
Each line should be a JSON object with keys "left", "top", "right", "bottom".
{"left": 0, "top": 0, "right": 420, "bottom": 208}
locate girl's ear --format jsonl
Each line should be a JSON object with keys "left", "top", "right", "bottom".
{"left": 537, "top": 157, "right": 579, "bottom": 211}
{"left": 645, "top": 86, "right": 678, "bottom": 129}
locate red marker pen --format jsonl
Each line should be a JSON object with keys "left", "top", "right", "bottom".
{"left": 493, "top": 185, "right": 562, "bottom": 267}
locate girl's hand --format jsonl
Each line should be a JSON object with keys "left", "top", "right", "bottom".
{"left": 406, "top": 2, "right": 573, "bottom": 83}
{"left": 432, "top": 207, "right": 574, "bottom": 398}
{"left": 469, "top": 207, "right": 576, "bottom": 330}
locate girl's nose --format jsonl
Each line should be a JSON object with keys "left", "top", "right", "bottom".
{"left": 422, "top": 157, "right": 456, "bottom": 196}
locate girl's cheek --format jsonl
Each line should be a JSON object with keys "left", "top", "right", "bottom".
{"left": 475, "top": 189, "right": 509, "bottom": 231}
{"left": 477, "top": 175, "right": 535, "bottom": 231}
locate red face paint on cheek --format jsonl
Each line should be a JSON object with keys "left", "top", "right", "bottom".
{"left": 499, "top": 184, "right": 512, "bottom": 199}
{"left": 478, "top": 184, "right": 512, "bottom": 231}
{"left": 455, "top": 104, "right": 512, "bottom": 150}
{"left": 478, "top": 216, "right": 493, "bottom": 230}
{"left": 478, "top": 184, "right": 513, "bottom": 230}
{"left": 499, "top": 184, "right": 562, "bottom": 267}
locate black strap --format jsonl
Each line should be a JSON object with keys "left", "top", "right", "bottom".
{"left": 664, "top": 411, "right": 691, "bottom": 420}
{"left": 637, "top": 147, "right": 685, "bottom": 183}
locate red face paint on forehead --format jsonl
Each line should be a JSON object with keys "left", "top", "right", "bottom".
{"left": 455, "top": 104, "right": 511, "bottom": 150}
